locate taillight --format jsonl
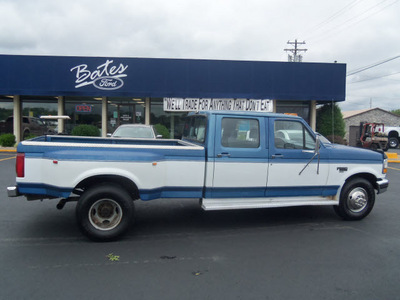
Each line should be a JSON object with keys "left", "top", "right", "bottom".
{"left": 16, "top": 153, "right": 25, "bottom": 178}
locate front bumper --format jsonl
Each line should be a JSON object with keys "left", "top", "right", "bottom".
{"left": 377, "top": 178, "right": 389, "bottom": 194}
{"left": 7, "top": 186, "right": 20, "bottom": 197}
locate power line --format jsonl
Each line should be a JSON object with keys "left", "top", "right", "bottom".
{"left": 305, "top": 0, "right": 399, "bottom": 43}
{"left": 348, "top": 71, "right": 400, "bottom": 84}
{"left": 347, "top": 55, "right": 400, "bottom": 76}
{"left": 303, "top": 0, "right": 362, "bottom": 39}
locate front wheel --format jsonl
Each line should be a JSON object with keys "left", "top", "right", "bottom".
{"left": 388, "top": 137, "right": 399, "bottom": 149}
{"left": 334, "top": 178, "right": 375, "bottom": 220}
{"left": 76, "top": 184, "right": 134, "bottom": 242}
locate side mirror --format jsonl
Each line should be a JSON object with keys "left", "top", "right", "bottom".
{"left": 107, "top": 133, "right": 112, "bottom": 137}
{"left": 156, "top": 135, "right": 163, "bottom": 139}
{"left": 315, "top": 135, "right": 320, "bottom": 153}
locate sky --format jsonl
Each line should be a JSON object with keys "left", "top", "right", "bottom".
{"left": 0, "top": 0, "right": 399, "bottom": 112}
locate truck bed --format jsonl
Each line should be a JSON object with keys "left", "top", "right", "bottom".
{"left": 27, "top": 135, "right": 196, "bottom": 147}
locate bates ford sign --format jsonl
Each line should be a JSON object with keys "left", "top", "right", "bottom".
{"left": 70, "top": 59, "right": 128, "bottom": 91}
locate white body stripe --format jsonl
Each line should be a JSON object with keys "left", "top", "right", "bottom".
{"left": 19, "top": 158, "right": 205, "bottom": 190}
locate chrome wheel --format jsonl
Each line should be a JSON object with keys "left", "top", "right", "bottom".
{"left": 347, "top": 187, "right": 368, "bottom": 213}
{"left": 389, "top": 137, "right": 399, "bottom": 148}
{"left": 88, "top": 199, "right": 123, "bottom": 231}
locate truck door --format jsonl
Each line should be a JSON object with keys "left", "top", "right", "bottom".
{"left": 209, "top": 115, "right": 268, "bottom": 198}
{"left": 267, "top": 118, "right": 331, "bottom": 197}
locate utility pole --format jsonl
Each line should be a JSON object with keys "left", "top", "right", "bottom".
{"left": 284, "top": 40, "right": 307, "bottom": 62}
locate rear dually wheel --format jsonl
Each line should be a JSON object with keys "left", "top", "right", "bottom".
{"left": 76, "top": 184, "right": 134, "bottom": 242}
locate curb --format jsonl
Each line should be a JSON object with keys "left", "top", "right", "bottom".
{"left": 0, "top": 148, "right": 16, "bottom": 153}
{"left": 387, "top": 152, "right": 400, "bottom": 163}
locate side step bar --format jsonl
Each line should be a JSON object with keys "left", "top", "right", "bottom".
{"left": 201, "top": 196, "right": 338, "bottom": 211}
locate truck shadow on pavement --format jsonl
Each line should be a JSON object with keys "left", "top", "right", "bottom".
{"left": 131, "top": 198, "right": 339, "bottom": 237}
{"left": 17, "top": 198, "right": 340, "bottom": 242}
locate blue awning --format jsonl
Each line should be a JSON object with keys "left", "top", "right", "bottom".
{"left": 0, "top": 54, "right": 346, "bottom": 102}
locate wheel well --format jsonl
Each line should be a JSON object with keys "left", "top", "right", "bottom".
{"left": 75, "top": 175, "right": 140, "bottom": 200}
{"left": 344, "top": 173, "right": 378, "bottom": 190}
{"left": 388, "top": 131, "right": 399, "bottom": 139}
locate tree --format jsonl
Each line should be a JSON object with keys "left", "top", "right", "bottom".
{"left": 316, "top": 103, "right": 346, "bottom": 142}
{"left": 391, "top": 109, "right": 400, "bottom": 116}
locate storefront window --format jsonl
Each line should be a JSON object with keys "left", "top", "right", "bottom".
{"left": 107, "top": 97, "right": 146, "bottom": 134}
{"left": 22, "top": 97, "right": 58, "bottom": 136}
{"left": 150, "top": 98, "right": 188, "bottom": 139}
{"left": 0, "top": 98, "right": 13, "bottom": 122}
{"left": 276, "top": 101, "right": 310, "bottom": 124}
{"left": 63, "top": 97, "right": 102, "bottom": 134}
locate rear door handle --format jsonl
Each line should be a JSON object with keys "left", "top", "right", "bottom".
{"left": 217, "top": 152, "right": 231, "bottom": 158}
{"left": 271, "top": 154, "right": 284, "bottom": 159}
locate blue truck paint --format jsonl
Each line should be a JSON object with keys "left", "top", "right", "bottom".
{"left": 8, "top": 111, "right": 389, "bottom": 241}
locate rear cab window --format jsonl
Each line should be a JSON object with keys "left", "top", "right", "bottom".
{"left": 182, "top": 115, "right": 207, "bottom": 144}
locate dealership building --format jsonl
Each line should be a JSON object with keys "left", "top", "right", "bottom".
{"left": 0, "top": 54, "right": 346, "bottom": 142}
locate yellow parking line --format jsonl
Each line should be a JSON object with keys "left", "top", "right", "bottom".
{"left": 0, "top": 156, "right": 15, "bottom": 162}
{"left": 388, "top": 166, "right": 400, "bottom": 171}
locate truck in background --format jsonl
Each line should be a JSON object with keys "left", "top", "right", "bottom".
{"left": 0, "top": 116, "right": 54, "bottom": 139}
{"left": 383, "top": 126, "right": 400, "bottom": 149}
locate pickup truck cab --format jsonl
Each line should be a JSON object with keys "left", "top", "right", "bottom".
{"left": 8, "top": 111, "right": 389, "bottom": 241}
{"left": 0, "top": 116, "right": 54, "bottom": 139}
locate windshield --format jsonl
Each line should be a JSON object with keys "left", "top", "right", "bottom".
{"left": 112, "top": 126, "right": 155, "bottom": 138}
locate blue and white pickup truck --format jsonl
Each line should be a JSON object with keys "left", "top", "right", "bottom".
{"left": 8, "top": 111, "right": 389, "bottom": 241}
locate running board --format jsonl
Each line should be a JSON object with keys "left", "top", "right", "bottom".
{"left": 201, "top": 196, "right": 338, "bottom": 211}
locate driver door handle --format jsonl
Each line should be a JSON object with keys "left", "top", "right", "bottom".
{"left": 217, "top": 152, "right": 231, "bottom": 158}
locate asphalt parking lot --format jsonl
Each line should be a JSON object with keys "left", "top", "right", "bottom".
{"left": 1, "top": 150, "right": 400, "bottom": 300}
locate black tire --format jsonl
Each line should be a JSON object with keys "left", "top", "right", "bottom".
{"left": 388, "top": 137, "right": 399, "bottom": 149}
{"left": 334, "top": 178, "right": 375, "bottom": 221}
{"left": 76, "top": 184, "right": 134, "bottom": 242}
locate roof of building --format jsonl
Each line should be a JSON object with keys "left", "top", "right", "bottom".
{"left": 342, "top": 108, "right": 375, "bottom": 119}
{"left": 342, "top": 107, "right": 400, "bottom": 119}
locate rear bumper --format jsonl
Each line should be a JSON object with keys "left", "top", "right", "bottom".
{"left": 377, "top": 178, "right": 389, "bottom": 194}
{"left": 7, "top": 186, "right": 20, "bottom": 197}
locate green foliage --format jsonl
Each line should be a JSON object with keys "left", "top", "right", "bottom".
{"left": 22, "top": 107, "right": 58, "bottom": 118}
{"left": 0, "top": 108, "right": 13, "bottom": 121}
{"left": 316, "top": 103, "right": 345, "bottom": 138}
{"left": 154, "top": 123, "right": 170, "bottom": 138}
{"left": 71, "top": 124, "right": 100, "bottom": 137}
{"left": 106, "top": 253, "right": 120, "bottom": 261}
{"left": 391, "top": 109, "right": 400, "bottom": 116}
{"left": 23, "top": 133, "right": 37, "bottom": 140}
{"left": 0, "top": 133, "right": 16, "bottom": 147}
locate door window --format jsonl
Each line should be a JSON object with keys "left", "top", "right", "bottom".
{"left": 221, "top": 118, "right": 259, "bottom": 148}
{"left": 274, "top": 120, "right": 315, "bottom": 150}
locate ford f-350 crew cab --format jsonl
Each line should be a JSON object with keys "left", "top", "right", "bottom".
{"left": 8, "top": 111, "right": 389, "bottom": 241}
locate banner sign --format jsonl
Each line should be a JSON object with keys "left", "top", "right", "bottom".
{"left": 163, "top": 98, "right": 273, "bottom": 112}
